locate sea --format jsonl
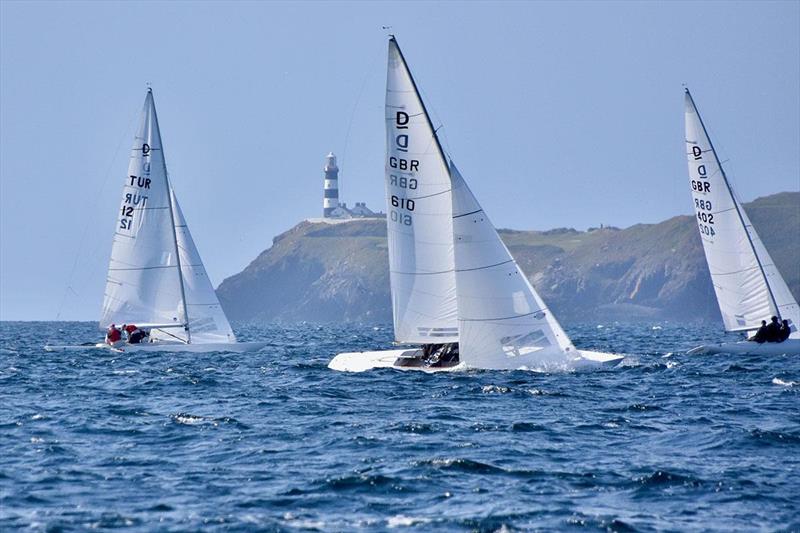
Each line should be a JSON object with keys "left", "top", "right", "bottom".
{"left": 1, "top": 321, "right": 798, "bottom": 532}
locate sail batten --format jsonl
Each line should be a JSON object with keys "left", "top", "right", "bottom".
{"left": 684, "top": 89, "right": 799, "bottom": 338}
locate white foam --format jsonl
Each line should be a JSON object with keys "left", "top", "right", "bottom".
{"left": 174, "top": 414, "right": 206, "bottom": 425}
{"left": 481, "top": 385, "right": 510, "bottom": 394}
{"left": 772, "top": 377, "right": 796, "bottom": 387}
{"left": 112, "top": 369, "right": 138, "bottom": 375}
{"left": 387, "top": 515, "right": 432, "bottom": 528}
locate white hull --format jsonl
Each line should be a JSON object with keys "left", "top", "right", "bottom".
{"left": 688, "top": 339, "right": 800, "bottom": 356}
{"left": 44, "top": 341, "right": 268, "bottom": 353}
{"left": 328, "top": 347, "right": 623, "bottom": 373}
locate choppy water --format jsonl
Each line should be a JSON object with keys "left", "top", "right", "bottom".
{"left": 1, "top": 321, "right": 798, "bottom": 531}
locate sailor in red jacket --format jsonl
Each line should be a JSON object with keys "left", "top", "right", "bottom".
{"left": 123, "top": 324, "right": 148, "bottom": 344}
{"left": 105, "top": 324, "right": 122, "bottom": 346}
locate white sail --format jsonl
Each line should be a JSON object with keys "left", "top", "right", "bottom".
{"left": 385, "top": 37, "right": 458, "bottom": 343}
{"left": 684, "top": 90, "right": 799, "bottom": 337}
{"left": 168, "top": 189, "right": 237, "bottom": 343}
{"left": 100, "top": 89, "right": 239, "bottom": 345}
{"left": 450, "top": 163, "right": 577, "bottom": 368}
{"left": 100, "top": 89, "right": 186, "bottom": 331}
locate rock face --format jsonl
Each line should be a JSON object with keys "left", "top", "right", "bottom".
{"left": 217, "top": 192, "right": 799, "bottom": 324}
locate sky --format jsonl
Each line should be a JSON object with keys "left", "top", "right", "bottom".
{"left": 1, "top": 0, "right": 798, "bottom": 320}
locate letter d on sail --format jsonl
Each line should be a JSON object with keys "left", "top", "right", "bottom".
{"left": 396, "top": 111, "right": 409, "bottom": 129}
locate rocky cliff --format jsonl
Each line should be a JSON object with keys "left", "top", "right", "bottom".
{"left": 217, "top": 192, "right": 799, "bottom": 324}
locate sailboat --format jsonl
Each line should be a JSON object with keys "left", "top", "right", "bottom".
{"left": 328, "top": 37, "right": 623, "bottom": 372}
{"left": 684, "top": 89, "right": 800, "bottom": 355}
{"left": 46, "top": 89, "right": 267, "bottom": 353}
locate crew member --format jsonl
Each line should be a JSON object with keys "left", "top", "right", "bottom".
{"left": 765, "top": 316, "right": 782, "bottom": 342}
{"left": 105, "top": 324, "right": 122, "bottom": 346}
{"left": 778, "top": 320, "right": 792, "bottom": 343}
{"left": 124, "top": 324, "right": 148, "bottom": 344}
{"left": 750, "top": 321, "right": 768, "bottom": 343}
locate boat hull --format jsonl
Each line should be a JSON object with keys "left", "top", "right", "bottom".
{"left": 44, "top": 341, "right": 268, "bottom": 353}
{"left": 687, "top": 339, "right": 800, "bottom": 356}
{"left": 328, "top": 347, "right": 623, "bottom": 373}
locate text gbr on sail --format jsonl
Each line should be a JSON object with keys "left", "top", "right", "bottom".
{"left": 388, "top": 111, "right": 418, "bottom": 227}
{"left": 690, "top": 145, "right": 715, "bottom": 237}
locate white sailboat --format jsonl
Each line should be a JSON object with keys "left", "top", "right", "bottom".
{"left": 47, "top": 89, "right": 266, "bottom": 353}
{"left": 684, "top": 89, "right": 800, "bottom": 355}
{"left": 329, "top": 38, "right": 623, "bottom": 372}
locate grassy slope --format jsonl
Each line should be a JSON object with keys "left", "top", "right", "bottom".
{"left": 218, "top": 192, "right": 799, "bottom": 323}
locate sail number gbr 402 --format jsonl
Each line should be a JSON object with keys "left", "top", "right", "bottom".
{"left": 387, "top": 111, "right": 418, "bottom": 227}
{"left": 689, "top": 145, "right": 715, "bottom": 237}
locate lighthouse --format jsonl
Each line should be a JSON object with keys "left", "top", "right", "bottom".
{"left": 323, "top": 152, "right": 339, "bottom": 217}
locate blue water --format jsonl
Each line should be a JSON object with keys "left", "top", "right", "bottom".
{"left": 1, "top": 321, "right": 798, "bottom": 531}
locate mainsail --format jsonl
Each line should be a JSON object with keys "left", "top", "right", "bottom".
{"left": 101, "top": 89, "right": 186, "bottom": 331}
{"left": 684, "top": 89, "right": 799, "bottom": 337}
{"left": 100, "top": 89, "right": 235, "bottom": 344}
{"left": 385, "top": 37, "right": 458, "bottom": 343}
{"left": 450, "top": 163, "right": 577, "bottom": 368}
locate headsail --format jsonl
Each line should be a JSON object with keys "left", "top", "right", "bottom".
{"left": 684, "top": 89, "right": 799, "bottom": 337}
{"left": 450, "top": 163, "right": 577, "bottom": 368}
{"left": 168, "top": 189, "right": 236, "bottom": 343}
{"left": 100, "top": 89, "right": 186, "bottom": 331}
{"left": 385, "top": 37, "right": 458, "bottom": 343}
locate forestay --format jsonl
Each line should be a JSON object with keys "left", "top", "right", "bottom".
{"left": 385, "top": 37, "right": 458, "bottom": 344}
{"left": 450, "top": 163, "right": 577, "bottom": 368}
{"left": 100, "top": 90, "right": 186, "bottom": 331}
{"left": 684, "top": 90, "right": 799, "bottom": 337}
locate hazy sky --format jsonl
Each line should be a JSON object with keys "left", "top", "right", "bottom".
{"left": 1, "top": 1, "right": 798, "bottom": 320}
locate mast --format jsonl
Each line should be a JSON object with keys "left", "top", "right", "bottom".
{"left": 149, "top": 88, "right": 192, "bottom": 343}
{"left": 685, "top": 88, "right": 781, "bottom": 320}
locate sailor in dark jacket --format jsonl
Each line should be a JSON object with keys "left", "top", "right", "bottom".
{"left": 765, "top": 316, "right": 782, "bottom": 342}
{"left": 778, "top": 320, "right": 792, "bottom": 343}
{"left": 750, "top": 320, "right": 768, "bottom": 343}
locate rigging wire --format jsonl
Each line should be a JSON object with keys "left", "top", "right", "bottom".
{"left": 338, "top": 46, "right": 383, "bottom": 204}
{"left": 53, "top": 102, "right": 140, "bottom": 324}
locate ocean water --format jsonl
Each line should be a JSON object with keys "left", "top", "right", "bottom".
{"left": 1, "top": 321, "right": 798, "bottom": 532}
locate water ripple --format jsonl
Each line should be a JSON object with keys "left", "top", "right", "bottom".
{"left": 0, "top": 320, "right": 798, "bottom": 531}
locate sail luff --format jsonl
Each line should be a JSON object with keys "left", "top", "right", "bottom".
{"left": 684, "top": 89, "right": 781, "bottom": 321}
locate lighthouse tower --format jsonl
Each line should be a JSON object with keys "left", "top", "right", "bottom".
{"left": 323, "top": 152, "right": 339, "bottom": 217}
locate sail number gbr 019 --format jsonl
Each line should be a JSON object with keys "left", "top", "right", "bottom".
{"left": 689, "top": 145, "right": 715, "bottom": 237}
{"left": 388, "top": 111, "right": 419, "bottom": 227}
